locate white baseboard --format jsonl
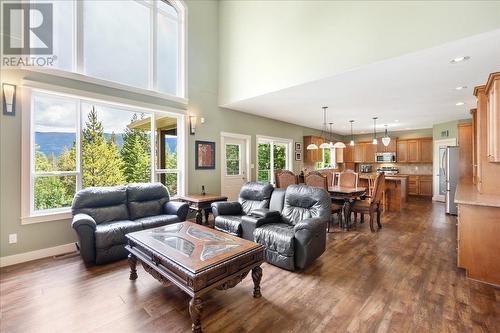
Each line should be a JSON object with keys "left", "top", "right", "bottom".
{"left": 0, "top": 243, "right": 76, "bottom": 268}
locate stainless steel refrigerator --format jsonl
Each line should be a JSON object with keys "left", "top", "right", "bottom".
{"left": 444, "top": 146, "right": 460, "bottom": 215}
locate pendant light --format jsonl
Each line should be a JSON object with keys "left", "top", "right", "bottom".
{"left": 307, "top": 106, "right": 330, "bottom": 150}
{"left": 319, "top": 107, "right": 331, "bottom": 149}
{"left": 382, "top": 124, "right": 391, "bottom": 147}
{"left": 372, "top": 117, "right": 378, "bottom": 145}
{"left": 349, "top": 120, "right": 355, "bottom": 146}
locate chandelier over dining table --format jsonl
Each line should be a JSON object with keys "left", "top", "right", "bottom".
{"left": 306, "top": 106, "right": 346, "bottom": 150}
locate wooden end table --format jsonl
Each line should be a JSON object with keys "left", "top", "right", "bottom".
{"left": 176, "top": 194, "right": 228, "bottom": 226}
{"left": 126, "top": 222, "right": 264, "bottom": 333}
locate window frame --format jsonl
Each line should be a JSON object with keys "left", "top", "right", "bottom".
{"left": 21, "top": 83, "right": 186, "bottom": 224}
{"left": 256, "top": 135, "right": 293, "bottom": 184}
{"left": 224, "top": 143, "right": 242, "bottom": 176}
{"left": 27, "top": 0, "right": 187, "bottom": 101}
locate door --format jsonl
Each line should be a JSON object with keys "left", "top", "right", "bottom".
{"left": 433, "top": 138, "right": 456, "bottom": 201}
{"left": 221, "top": 135, "right": 249, "bottom": 201}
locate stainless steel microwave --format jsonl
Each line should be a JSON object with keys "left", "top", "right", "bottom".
{"left": 375, "top": 152, "right": 396, "bottom": 163}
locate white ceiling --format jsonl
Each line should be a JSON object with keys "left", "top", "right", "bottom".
{"left": 223, "top": 30, "right": 500, "bottom": 135}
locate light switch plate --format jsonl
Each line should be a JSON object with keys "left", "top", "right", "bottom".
{"left": 9, "top": 234, "right": 17, "bottom": 244}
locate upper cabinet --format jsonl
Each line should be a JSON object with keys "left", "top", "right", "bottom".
{"left": 344, "top": 145, "right": 354, "bottom": 163}
{"left": 303, "top": 136, "right": 323, "bottom": 163}
{"left": 353, "top": 143, "right": 365, "bottom": 163}
{"left": 397, "top": 138, "right": 433, "bottom": 163}
{"left": 486, "top": 72, "right": 500, "bottom": 162}
{"left": 364, "top": 143, "right": 376, "bottom": 163}
{"left": 397, "top": 140, "right": 408, "bottom": 163}
{"left": 419, "top": 138, "right": 433, "bottom": 163}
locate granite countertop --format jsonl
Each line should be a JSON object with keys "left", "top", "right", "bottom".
{"left": 455, "top": 181, "right": 500, "bottom": 208}
{"left": 358, "top": 173, "right": 408, "bottom": 180}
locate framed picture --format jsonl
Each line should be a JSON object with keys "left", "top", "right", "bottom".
{"left": 295, "top": 152, "right": 302, "bottom": 161}
{"left": 195, "top": 140, "right": 216, "bottom": 169}
{"left": 295, "top": 142, "right": 302, "bottom": 151}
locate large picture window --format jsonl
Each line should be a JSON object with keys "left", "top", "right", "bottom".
{"left": 37, "top": 0, "right": 185, "bottom": 97}
{"left": 27, "top": 89, "right": 185, "bottom": 217}
{"left": 256, "top": 136, "right": 293, "bottom": 184}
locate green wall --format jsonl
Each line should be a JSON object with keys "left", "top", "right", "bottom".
{"left": 0, "top": 0, "right": 326, "bottom": 258}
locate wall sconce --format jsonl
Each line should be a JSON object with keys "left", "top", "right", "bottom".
{"left": 2, "top": 83, "right": 16, "bottom": 116}
{"left": 189, "top": 116, "right": 197, "bottom": 135}
{"left": 189, "top": 116, "right": 205, "bottom": 135}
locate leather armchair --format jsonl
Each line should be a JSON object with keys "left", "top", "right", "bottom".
{"left": 71, "top": 183, "right": 189, "bottom": 265}
{"left": 211, "top": 182, "right": 274, "bottom": 237}
{"left": 253, "top": 184, "right": 331, "bottom": 271}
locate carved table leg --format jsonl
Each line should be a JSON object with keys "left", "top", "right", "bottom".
{"left": 342, "top": 199, "right": 352, "bottom": 230}
{"left": 204, "top": 208, "right": 210, "bottom": 224}
{"left": 189, "top": 297, "right": 203, "bottom": 333}
{"left": 195, "top": 209, "right": 203, "bottom": 225}
{"left": 252, "top": 266, "right": 263, "bottom": 298}
{"left": 128, "top": 254, "right": 137, "bottom": 280}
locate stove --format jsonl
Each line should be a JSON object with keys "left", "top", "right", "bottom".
{"left": 377, "top": 166, "right": 399, "bottom": 175}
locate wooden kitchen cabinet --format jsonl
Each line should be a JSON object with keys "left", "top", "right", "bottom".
{"left": 407, "top": 140, "right": 420, "bottom": 162}
{"left": 354, "top": 143, "right": 365, "bottom": 163}
{"left": 335, "top": 148, "right": 344, "bottom": 163}
{"left": 408, "top": 175, "right": 432, "bottom": 196}
{"left": 344, "top": 145, "right": 354, "bottom": 162}
{"left": 364, "top": 143, "right": 376, "bottom": 163}
{"left": 418, "top": 176, "right": 433, "bottom": 196}
{"left": 303, "top": 136, "right": 324, "bottom": 163}
{"left": 486, "top": 72, "right": 500, "bottom": 162}
{"left": 397, "top": 140, "right": 408, "bottom": 163}
{"left": 419, "top": 138, "right": 433, "bottom": 163}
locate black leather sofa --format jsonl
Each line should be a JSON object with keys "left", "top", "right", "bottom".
{"left": 71, "top": 183, "right": 189, "bottom": 264}
{"left": 212, "top": 183, "right": 330, "bottom": 271}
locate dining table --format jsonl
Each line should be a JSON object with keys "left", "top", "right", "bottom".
{"left": 328, "top": 186, "right": 367, "bottom": 230}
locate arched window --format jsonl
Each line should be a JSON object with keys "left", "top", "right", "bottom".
{"left": 48, "top": 0, "right": 186, "bottom": 97}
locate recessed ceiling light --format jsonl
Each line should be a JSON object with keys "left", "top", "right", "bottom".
{"left": 455, "top": 86, "right": 467, "bottom": 90}
{"left": 456, "top": 102, "right": 465, "bottom": 106}
{"left": 450, "top": 56, "right": 470, "bottom": 64}
{"left": 394, "top": 120, "right": 399, "bottom": 123}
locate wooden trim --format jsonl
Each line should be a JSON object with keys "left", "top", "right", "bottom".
{"left": 484, "top": 72, "right": 500, "bottom": 93}
{"left": 473, "top": 85, "right": 486, "bottom": 97}
{"left": 0, "top": 243, "right": 76, "bottom": 267}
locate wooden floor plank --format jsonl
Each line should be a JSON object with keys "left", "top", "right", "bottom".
{"left": 1, "top": 198, "right": 499, "bottom": 333}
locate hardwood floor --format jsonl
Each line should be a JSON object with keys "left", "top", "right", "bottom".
{"left": 1, "top": 198, "right": 499, "bottom": 333}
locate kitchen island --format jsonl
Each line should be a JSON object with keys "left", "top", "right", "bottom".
{"left": 358, "top": 173, "right": 408, "bottom": 212}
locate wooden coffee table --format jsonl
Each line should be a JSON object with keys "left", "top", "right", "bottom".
{"left": 125, "top": 222, "right": 264, "bottom": 333}
{"left": 177, "top": 194, "right": 228, "bottom": 225}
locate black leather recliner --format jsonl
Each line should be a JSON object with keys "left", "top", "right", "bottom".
{"left": 71, "top": 183, "right": 189, "bottom": 265}
{"left": 211, "top": 182, "right": 274, "bottom": 237}
{"left": 253, "top": 184, "right": 331, "bottom": 271}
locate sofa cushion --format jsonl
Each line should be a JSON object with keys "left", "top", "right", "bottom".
{"left": 127, "top": 183, "right": 170, "bottom": 220}
{"left": 72, "top": 186, "right": 129, "bottom": 224}
{"left": 95, "top": 220, "right": 142, "bottom": 249}
{"left": 135, "top": 214, "right": 180, "bottom": 229}
{"left": 253, "top": 223, "right": 295, "bottom": 257}
{"left": 282, "top": 185, "right": 331, "bottom": 225}
{"left": 214, "top": 215, "right": 243, "bottom": 236}
{"left": 238, "top": 182, "right": 274, "bottom": 215}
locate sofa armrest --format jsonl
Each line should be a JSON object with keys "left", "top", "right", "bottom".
{"left": 164, "top": 201, "right": 189, "bottom": 221}
{"left": 71, "top": 214, "right": 97, "bottom": 264}
{"left": 250, "top": 208, "right": 281, "bottom": 219}
{"left": 293, "top": 217, "right": 327, "bottom": 270}
{"left": 241, "top": 213, "right": 281, "bottom": 241}
{"left": 211, "top": 201, "right": 242, "bottom": 218}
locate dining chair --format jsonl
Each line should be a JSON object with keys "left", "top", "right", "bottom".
{"left": 319, "top": 169, "right": 334, "bottom": 187}
{"left": 275, "top": 170, "right": 298, "bottom": 189}
{"left": 337, "top": 169, "right": 358, "bottom": 187}
{"left": 305, "top": 171, "right": 342, "bottom": 232}
{"left": 351, "top": 173, "right": 385, "bottom": 232}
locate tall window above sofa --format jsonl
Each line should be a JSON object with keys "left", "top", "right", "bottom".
{"left": 27, "top": 89, "right": 185, "bottom": 218}
{"left": 34, "top": 0, "right": 185, "bottom": 98}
